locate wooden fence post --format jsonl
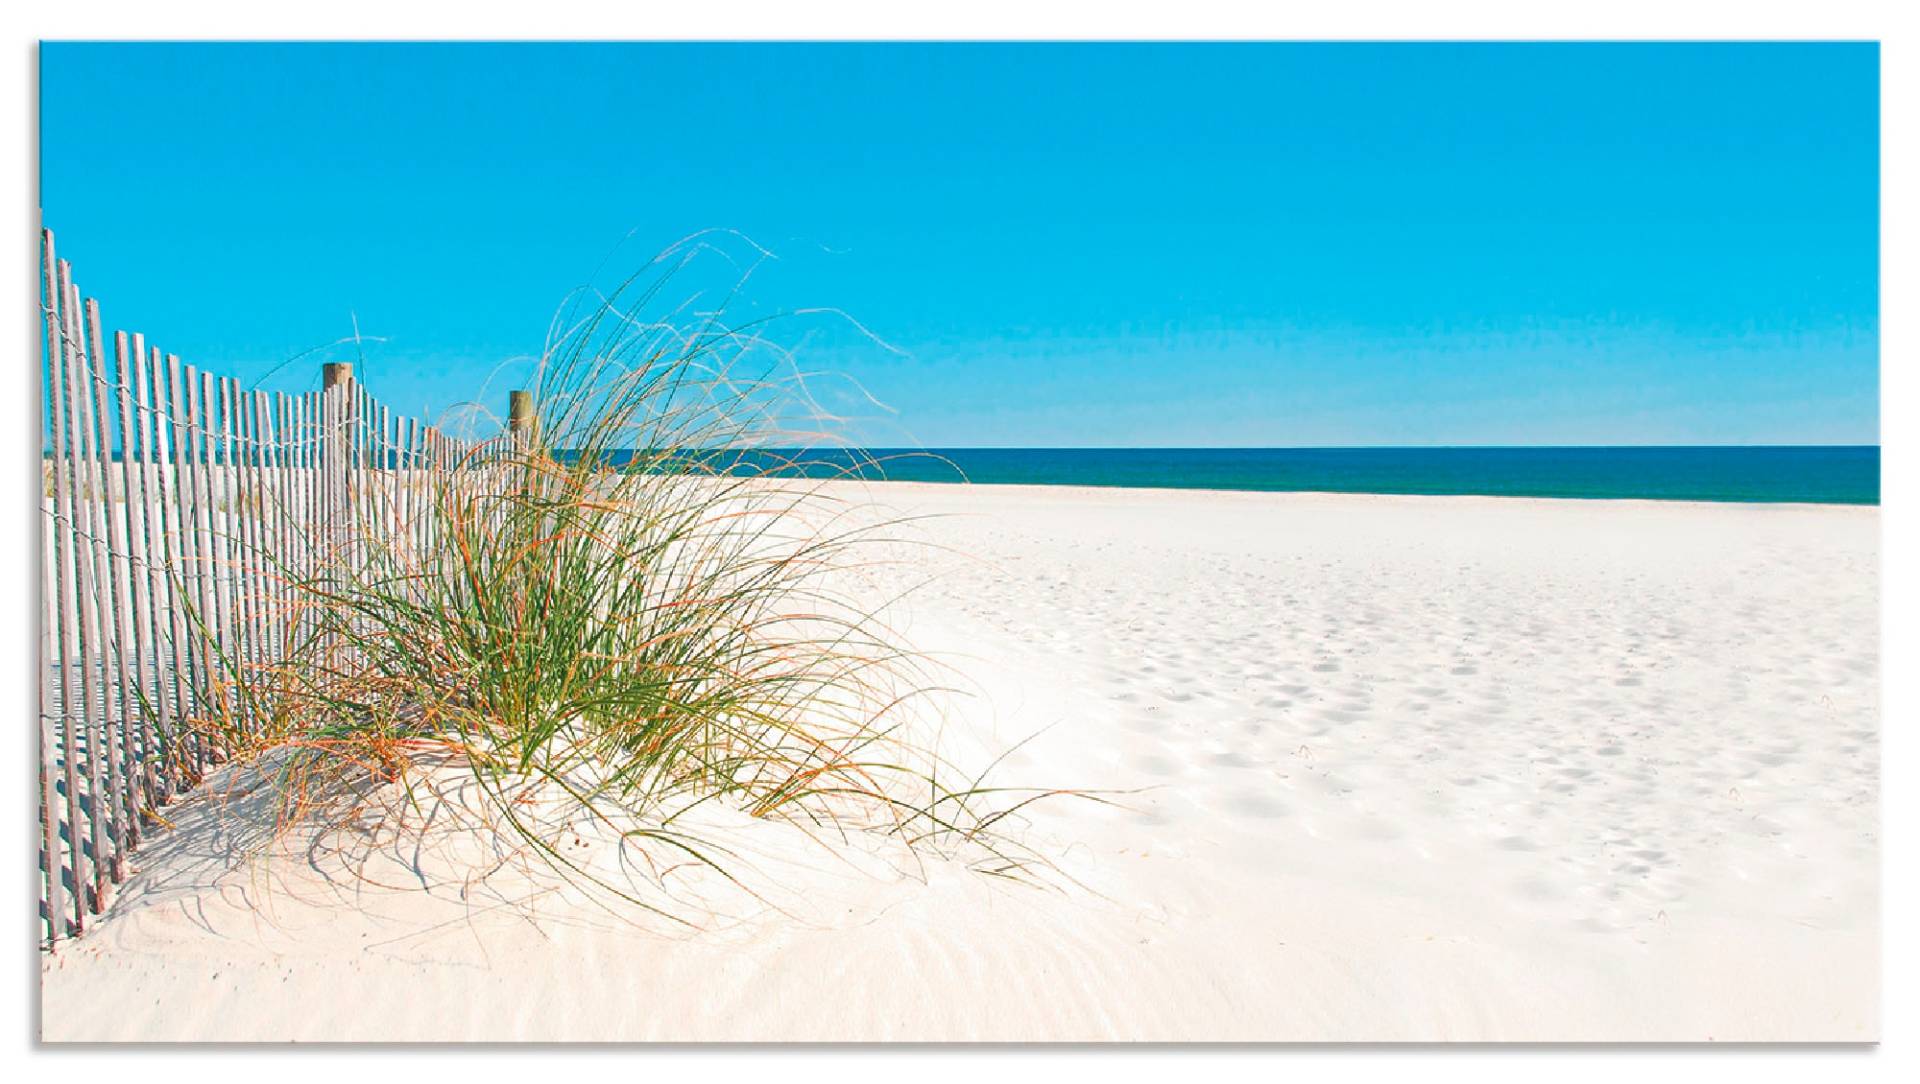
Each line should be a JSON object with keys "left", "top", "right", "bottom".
{"left": 509, "top": 390, "right": 534, "bottom": 442}
{"left": 321, "top": 363, "right": 352, "bottom": 666}
{"left": 323, "top": 362, "right": 353, "bottom": 536}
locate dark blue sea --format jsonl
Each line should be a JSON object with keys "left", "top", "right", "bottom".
{"left": 721, "top": 447, "right": 1879, "bottom": 505}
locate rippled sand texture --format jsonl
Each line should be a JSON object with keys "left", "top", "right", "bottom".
{"left": 40, "top": 486, "right": 1878, "bottom": 1041}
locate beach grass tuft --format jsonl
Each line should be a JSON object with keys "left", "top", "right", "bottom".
{"left": 182, "top": 238, "right": 1072, "bottom": 921}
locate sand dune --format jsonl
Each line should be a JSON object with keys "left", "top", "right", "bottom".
{"left": 39, "top": 485, "right": 1879, "bottom": 1041}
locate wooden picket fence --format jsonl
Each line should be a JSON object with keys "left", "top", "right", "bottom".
{"left": 35, "top": 228, "right": 516, "bottom": 949}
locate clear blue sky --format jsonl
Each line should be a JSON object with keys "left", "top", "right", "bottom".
{"left": 40, "top": 42, "right": 1878, "bottom": 447}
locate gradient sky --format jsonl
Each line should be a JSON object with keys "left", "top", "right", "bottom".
{"left": 39, "top": 41, "right": 1879, "bottom": 446}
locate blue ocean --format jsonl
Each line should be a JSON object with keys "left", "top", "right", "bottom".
{"left": 739, "top": 447, "right": 1879, "bottom": 505}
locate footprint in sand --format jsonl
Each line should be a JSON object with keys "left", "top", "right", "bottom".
{"left": 1224, "top": 792, "right": 1291, "bottom": 819}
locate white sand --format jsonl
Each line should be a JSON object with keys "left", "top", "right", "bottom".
{"left": 39, "top": 484, "right": 1879, "bottom": 1041}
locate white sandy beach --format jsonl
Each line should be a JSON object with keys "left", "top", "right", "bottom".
{"left": 38, "top": 483, "right": 1879, "bottom": 1042}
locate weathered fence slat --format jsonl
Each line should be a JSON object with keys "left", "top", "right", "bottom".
{"left": 185, "top": 367, "right": 222, "bottom": 750}
{"left": 231, "top": 378, "right": 263, "bottom": 727}
{"left": 166, "top": 355, "right": 208, "bottom": 779}
{"left": 59, "top": 267, "right": 109, "bottom": 911}
{"left": 257, "top": 391, "right": 283, "bottom": 686}
{"left": 129, "top": 334, "right": 174, "bottom": 805}
{"left": 39, "top": 230, "right": 73, "bottom": 941}
{"left": 214, "top": 376, "right": 243, "bottom": 730}
{"left": 112, "top": 331, "right": 154, "bottom": 822}
{"left": 84, "top": 300, "right": 139, "bottom": 871}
